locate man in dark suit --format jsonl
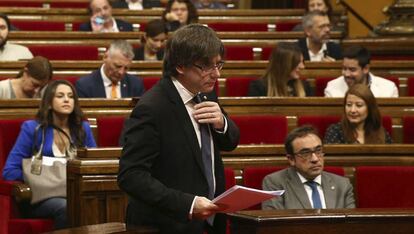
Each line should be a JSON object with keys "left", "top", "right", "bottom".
{"left": 117, "top": 24, "right": 240, "bottom": 234}
{"left": 297, "top": 11, "right": 342, "bottom": 62}
{"left": 111, "top": 0, "right": 161, "bottom": 9}
{"left": 262, "top": 125, "right": 355, "bottom": 209}
{"left": 75, "top": 40, "right": 144, "bottom": 98}
{"left": 79, "top": 0, "right": 133, "bottom": 32}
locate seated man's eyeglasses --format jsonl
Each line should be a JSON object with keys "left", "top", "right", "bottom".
{"left": 193, "top": 61, "right": 225, "bottom": 73}
{"left": 294, "top": 146, "right": 324, "bottom": 160}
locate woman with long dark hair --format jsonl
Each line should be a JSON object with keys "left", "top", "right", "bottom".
{"left": 162, "top": 0, "right": 198, "bottom": 32}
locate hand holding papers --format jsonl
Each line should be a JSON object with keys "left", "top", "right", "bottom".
{"left": 213, "top": 185, "right": 284, "bottom": 213}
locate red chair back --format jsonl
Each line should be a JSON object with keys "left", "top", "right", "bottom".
{"left": 225, "top": 77, "right": 257, "bottom": 97}
{"left": 208, "top": 22, "right": 269, "bottom": 32}
{"left": 10, "top": 20, "right": 66, "bottom": 31}
{"left": 315, "top": 77, "right": 335, "bottom": 97}
{"left": 402, "top": 116, "right": 414, "bottom": 143}
{"left": 28, "top": 45, "right": 99, "bottom": 60}
{"left": 407, "top": 77, "right": 414, "bottom": 96}
{"left": 0, "top": 1, "right": 42, "bottom": 7}
{"left": 225, "top": 46, "right": 254, "bottom": 60}
{"left": 53, "top": 76, "right": 80, "bottom": 86}
{"left": 261, "top": 47, "right": 274, "bottom": 60}
{"left": 356, "top": 166, "right": 414, "bottom": 208}
{"left": 224, "top": 168, "right": 236, "bottom": 190}
{"left": 230, "top": 115, "right": 288, "bottom": 144}
{"left": 142, "top": 77, "right": 160, "bottom": 91}
{"left": 96, "top": 117, "right": 126, "bottom": 147}
{"left": 297, "top": 116, "right": 341, "bottom": 139}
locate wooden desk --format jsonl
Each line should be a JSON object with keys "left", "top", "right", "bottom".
{"left": 67, "top": 145, "right": 414, "bottom": 226}
{"left": 229, "top": 209, "right": 414, "bottom": 234}
{"left": 45, "top": 222, "right": 158, "bottom": 234}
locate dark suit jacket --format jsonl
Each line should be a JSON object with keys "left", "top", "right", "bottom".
{"left": 133, "top": 46, "right": 164, "bottom": 61}
{"left": 297, "top": 38, "right": 342, "bottom": 61}
{"left": 112, "top": 0, "right": 161, "bottom": 8}
{"left": 117, "top": 77, "right": 240, "bottom": 234}
{"left": 75, "top": 69, "right": 145, "bottom": 98}
{"left": 262, "top": 167, "right": 355, "bottom": 209}
{"left": 78, "top": 18, "right": 133, "bottom": 31}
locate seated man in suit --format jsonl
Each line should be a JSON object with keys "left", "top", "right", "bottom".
{"left": 325, "top": 46, "right": 398, "bottom": 97}
{"left": 79, "top": 0, "right": 133, "bottom": 32}
{"left": 262, "top": 125, "right": 355, "bottom": 209}
{"left": 76, "top": 40, "right": 144, "bottom": 98}
{"left": 112, "top": 0, "right": 161, "bottom": 9}
{"left": 297, "top": 11, "right": 342, "bottom": 62}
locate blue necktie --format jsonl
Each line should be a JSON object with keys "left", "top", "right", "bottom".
{"left": 193, "top": 93, "right": 214, "bottom": 200}
{"left": 306, "top": 180, "right": 322, "bottom": 209}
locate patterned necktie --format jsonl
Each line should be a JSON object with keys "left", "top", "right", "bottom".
{"left": 111, "top": 83, "right": 118, "bottom": 99}
{"left": 306, "top": 180, "right": 322, "bottom": 209}
{"left": 193, "top": 93, "right": 214, "bottom": 200}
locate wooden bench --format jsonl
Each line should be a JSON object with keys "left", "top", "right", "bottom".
{"left": 67, "top": 145, "right": 414, "bottom": 226}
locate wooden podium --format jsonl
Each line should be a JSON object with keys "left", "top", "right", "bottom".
{"left": 229, "top": 209, "right": 414, "bottom": 234}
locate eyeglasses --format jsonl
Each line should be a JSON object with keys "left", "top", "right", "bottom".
{"left": 193, "top": 61, "right": 225, "bottom": 73}
{"left": 293, "top": 146, "right": 324, "bottom": 160}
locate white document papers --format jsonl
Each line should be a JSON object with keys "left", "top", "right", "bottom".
{"left": 212, "top": 185, "right": 284, "bottom": 213}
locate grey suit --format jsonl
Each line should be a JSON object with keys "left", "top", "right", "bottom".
{"left": 262, "top": 167, "right": 355, "bottom": 209}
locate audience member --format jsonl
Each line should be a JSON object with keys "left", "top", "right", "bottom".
{"left": 2, "top": 80, "right": 97, "bottom": 229}
{"left": 292, "top": 0, "right": 333, "bottom": 32}
{"left": 248, "top": 42, "right": 313, "bottom": 97}
{"left": 112, "top": 0, "right": 161, "bottom": 9}
{"left": 118, "top": 24, "right": 240, "bottom": 234}
{"left": 325, "top": 46, "right": 398, "bottom": 97}
{"left": 162, "top": 0, "right": 198, "bottom": 32}
{"left": 134, "top": 19, "right": 167, "bottom": 61}
{"left": 0, "top": 56, "right": 52, "bottom": 99}
{"left": 0, "top": 13, "right": 33, "bottom": 61}
{"left": 262, "top": 125, "right": 355, "bottom": 209}
{"left": 79, "top": 0, "right": 133, "bottom": 32}
{"left": 297, "top": 11, "right": 342, "bottom": 62}
{"left": 193, "top": 0, "right": 227, "bottom": 9}
{"left": 76, "top": 40, "right": 145, "bottom": 98}
{"left": 324, "top": 84, "right": 392, "bottom": 144}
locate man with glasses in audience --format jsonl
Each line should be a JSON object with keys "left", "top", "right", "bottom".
{"left": 297, "top": 11, "right": 342, "bottom": 62}
{"left": 262, "top": 125, "right": 355, "bottom": 209}
{"left": 118, "top": 24, "right": 239, "bottom": 234}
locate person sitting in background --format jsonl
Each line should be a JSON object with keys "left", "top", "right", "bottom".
{"left": 325, "top": 46, "right": 398, "bottom": 97}
{"left": 292, "top": 0, "right": 332, "bottom": 32}
{"left": 76, "top": 40, "right": 145, "bottom": 98}
{"left": 248, "top": 42, "right": 313, "bottom": 97}
{"left": 2, "top": 80, "right": 97, "bottom": 230}
{"left": 262, "top": 125, "right": 355, "bottom": 209}
{"left": 193, "top": 0, "right": 226, "bottom": 9}
{"left": 134, "top": 19, "right": 167, "bottom": 61}
{"left": 297, "top": 11, "right": 342, "bottom": 62}
{"left": 79, "top": 0, "right": 133, "bottom": 32}
{"left": 112, "top": 0, "right": 161, "bottom": 9}
{"left": 162, "top": 0, "right": 198, "bottom": 32}
{"left": 324, "top": 84, "right": 392, "bottom": 144}
{"left": 0, "top": 13, "right": 33, "bottom": 61}
{"left": 0, "top": 56, "right": 52, "bottom": 99}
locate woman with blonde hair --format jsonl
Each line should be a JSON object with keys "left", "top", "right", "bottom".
{"left": 324, "top": 83, "right": 392, "bottom": 144}
{"left": 248, "top": 42, "right": 313, "bottom": 97}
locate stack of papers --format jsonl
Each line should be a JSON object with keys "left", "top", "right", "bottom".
{"left": 212, "top": 185, "right": 284, "bottom": 213}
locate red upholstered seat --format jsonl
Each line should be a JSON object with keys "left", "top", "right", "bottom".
{"left": 297, "top": 116, "right": 341, "bottom": 139}
{"left": 0, "top": 1, "right": 42, "bottom": 7}
{"left": 315, "top": 77, "right": 335, "bottom": 97}
{"left": 49, "top": 2, "right": 89, "bottom": 8}
{"left": 274, "top": 22, "right": 298, "bottom": 31}
{"left": 384, "top": 76, "right": 400, "bottom": 89}
{"left": 28, "top": 45, "right": 99, "bottom": 60}
{"left": 53, "top": 76, "right": 80, "bottom": 86}
{"left": 96, "top": 116, "right": 126, "bottom": 147}
{"left": 0, "top": 119, "right": 54, "bottom": 234}
{"left": 225, "top": 77, "right": 257, "bottom": 97}
{"left": 402, "top": 116, "right": 414, "bottom": 143}
{"left": 230, "top": 115, "right": 288, "bottom": 144}
{"left": 208, "top": 22, "right": 269, "bottom": 32}
{"left": 371, "top": 55, "right": 414, "bottom": 60}
{"left": 142, "top": 77, "right": 160, "bottom": 91}
{"left": 407, "top": 77, "right": 414, "bottom": 96}
{"left": 356, "top": 166, "right": 414, "bottom": 208}
{"left": 261, "top": 47, "right": 274, "bottom": 60}
{"left": 225, "top": 46, "right": 254, "bottom": 60}
{"left": 224, "top": 168, "right": 236, "bottom": 190}
{"left": 10, "top": 20, "right": 66, "bottom": 31}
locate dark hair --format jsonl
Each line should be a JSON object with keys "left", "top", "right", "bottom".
{"left": 36, "top": 80, "right": 86, "bottom": 147}
{"left": 342, "top": 46, "right": 371, "bottom": 68}
{"left": 285, "top": 125, "right": 319, "bottom": 156}
{"left": 162, "top": 0, "right": 198, "bottom": 25}
{"left": 142, "top": 19, "right": 167, "bottom": 43}
{"left": 163, "top": 24, "right": 224, "bottom": 78}
{"left": 17, "top": 56, "right": 53, "bottom": 82}
{"left": 341, "top": 83, "right": 386, "bottom": 144}
{"left": 0, "top": 13, "right": 11, "bottom": 30}
{"left": 305, "top": 0, "right": 333, "bottom": 16}
{"left": 262, "top": 42, "right": 305, "bottom": 97}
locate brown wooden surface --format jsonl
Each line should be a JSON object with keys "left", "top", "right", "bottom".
{"left": 45, "top": 222, "right": 158, "bottom": 234}
{"left": 67, "top": 145, "right": 414, "bottom": 227}
{"left": 229, "top": 209, "right": 414, "bottom": 234}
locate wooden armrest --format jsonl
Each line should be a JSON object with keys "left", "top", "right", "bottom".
{"left": 12, "top": 182, "right": 32, "bottom": 203}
